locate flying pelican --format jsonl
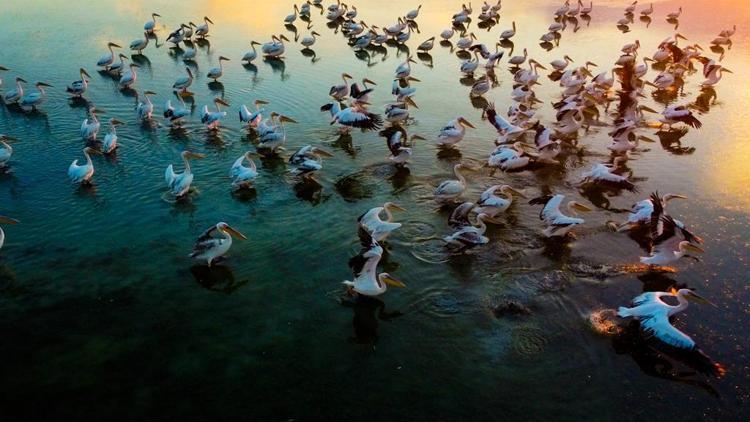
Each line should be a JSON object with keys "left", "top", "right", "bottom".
{"left": 239, "top": 99, "right": 269, "bottom": 128}
{"left": 641, "top": 215, "right": 704, "bottom": 266}
{"left": 230, "top": 152, "right": 259, "bottom": 188}
{"left": 617, "top": 192, "right": 687, "bottom": 232}
{"left": 201, "top": 98, "right": 230, "bottom": 130}
{"left": 68, "top": 147, "right": 102, "bottom": 185}
{"left": 173, "top": 67, "right": 194, "bottom": 94}
{"left": 406, "top": 5, "right": 422, "bottom": 20}
{"left": 194, "top": 16, "right": 214, "bottom": 38}
{"left": 189, "top": 222, "right": 247, "bottom": 267}
{"left": 301, "top": 31, "right": 321, "bottom": 48}
{"left": 618, "top": 288, "right": 715, "bottom": 350}
{"left": 434, "top": 163, "right": 470, "bottom": 203}
{"left": 262, "top": 35, "right": 290, "bottom": 57}
{"left": 80, "top": 107, "right": 102, "bottom": 141}
{"left": 20, "top": 82, "right": 52, "bottom": 111}
{"left": 0, "top": 215, "right": 19, "bottom": 251}
{"left": 475, "top": 185, "right": 526, "bottom": 219}
{"left": 529, "top": 194, "right": 592, "bottom": 237}
{"left": 444, "top": 213, "right": 490, "bottom": 249}
{"left": 344, "top": 232, "right": 405, "bottom": 297}
{"left": 164, "top": 96, "right": 190, "bottom": 127}
{"left": 329, "top": 73, "right": 353, "bottom": 100}
{"left": 97, "top": 42, "right": 122, "bottom": 70}
{"left": 165, "top": 150, "right": 205, "bottom": 198}
{"left": 4, "top": 77, "right": 26, "bottom": 104}
{"left": 66, "top": 68, "right": 92, "bottom": 97}
{"left": 144, "top": 13, "right": 161, "bottom": 33}
{"left": 242, "top": 41, "right": 262, "bottom": 62}
{"left": 288, "top": 145, "right": 334, "bottom": 179}
{"left": 102, "top": 118, "right": 124, "bottom": 154}
{"left": 119, "top": 63, "right": 140, "bottom": 89}
{"left": 358, "top": 202, "right": 406, "bottom": 241}
{"left": 437, "top": 117, "right": 476, "bottom": 147}
{"left": 130, "top": 32, "right": 150, "bottom": 54}
{"left": 0, "top": 135, "right": 14, "bottom": 168}
{"left": 136, "top": 91, "right": 156, "bottom": 120}
{"left": 207, "top": 56, "right": 230, "bottom": 81}
{"left": 500, "top": 21, "right": 516, "bottom": 39}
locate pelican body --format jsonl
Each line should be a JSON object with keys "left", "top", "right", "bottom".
{"left": 190, "top": 222, "right": 247, "bottom": 266}
{"left": 358, "top": 202, "right": 405, "bottom": 242}
{"left": 165, "top": 151, "right": 205, "bottom": 197}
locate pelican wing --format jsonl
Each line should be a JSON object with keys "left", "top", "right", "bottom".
{"left": 190, "top": 226, "right": 221, "bottom": 257}
{"left": 165, "top": 164, "right": 176, "bottom": 185}
{"left": 640, "top": 309, "right": 696, "bottom": 350}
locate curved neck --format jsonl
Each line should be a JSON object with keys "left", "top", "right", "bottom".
{"left": 0, "top": 141, "right": 11, "bottom": 153}
{"left": 182, "top": 155, "right": 192, "bottom": 173}
{"left": 475, "top": 217, "right": 487, "bottom": 234}
{"left": 454, "top": 166, "right": 466, "bottom": 186}
{"left": 383, "top": 206, "right": 393, "bottom": 222}
{"left": 84, "top": 150, "right": 93, "bottom": 166}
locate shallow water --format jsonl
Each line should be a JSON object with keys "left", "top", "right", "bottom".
{"left": 1, "top": 0, "right": 749, "bottom": 420}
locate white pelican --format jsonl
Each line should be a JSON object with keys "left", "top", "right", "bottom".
{"left": 68, "top": 147, "right": 102, "bottom": 185}
{"left": 444, "top": 213, "right": 490, "bottom": 249}
{"left": 548, "top": 22, "right": 564, "bottom": 32}
{"left": 109, "top": 53, "right": 128, "bottom": 74}
{"left": 625, "top": 1, "right": 638, "bottom": 14}
{"left": 258, "top": 114, "right": 297, "bottom": 152}
{"left": 529, "top": 194, "right": 592, "bottom": 237}
{"left": 262, "top": 35, "right": 290, "bottom": 58}
{"left": 242, "top": 41, "right": 262, "bottom": 62}
{"left": 567, "top": 0, "right": 581, "bottom": 16}
{"left": 136, "top": 91, "right": 156, "bottom": 120}
{"left": 617, "top": 192, "right": 687, "bottom": 232}
{"left": 500, "top": 21, "right": 516, "bottom": 39}
{"left": 288, "top": 145, "right": 333, "bottom": 178}
{"left": 4, "top": 77, "right": 26, "bottom": 104}
{"left": 554, "top": 0, "right": 571, "bottom": 17}
{"left": 344, "top": 236, "right": 405, "bottom": 297}
{"left": 358, "top": 202, "right": 405, "bottom": 241}
{"left": 580, "top": 1, "right": 593, "bottom": 15}
{"left": 532, "top": 123, "right": 561, "bottom": 163}
{"left": 509, "top": 48, "right": 528, "bottom": 66}
{"left": 163, "top": 97, "right": 190, "bottom": 127}
{"left": 697, "top": 58, "right": 732, "bottom": 87}
{"left": 417, "top": 36, "right": 435, "bottom": 52}
{"left": 550, "top": 55, "right": 574, "bottom": 72}
{"left": 488, "top": 143, "right": 530, "bottom": 171}
{"left": 719, "top": 25, "right": 737, "bottom": 38}
{"left": 20, "top": 82, "right": 52, "bottom": 111}
{"left": 617, "top": 288, "right": 715, "bottom": 350}
{"left": 165, "top": 150, "right": 205, "bottom": 197}
{"left": 621, "top": 40, "right": 641, "bottom": 55}
{"left": 406, "top": 5, "right": 422, "bottom": 20}
{"left": 301, "top": 31, "right": 321, "bottom": 48}
{"left": 230, "top": 152, "right": 259, "bottom": 188}
{"left": 380, "top": 126, "right": 422, "bottom": 166}
{"left": 666, "top": 7, "right": 682, "bottom": 19}
{"left": 0, "top": 215, "right": 19, "bottom": 251}
{"left": 167, "top": 26, "right": 186, "bottom": 45}
{"left": 182, "top": 47, "right": 197, "bottom": 61}
{"left": 460, "top": 50, "right": 480, "bottom": 75}
{"left": 0, "top": 135, "right": 14, "bottom": 168}
{"left": 434, "top": 163, "right": 470, "bottom": 203}
{"left": 580, "top": 157, "right": 635, "bottom": 190}
{"left": 119, "top": 63, "right": 140, "bottom": 89}
{"left": 350, "top": 78, "right": 377, "bottom": 104}
{"left": 189, "top": 222, "right": 247, "bottom": 267}
{"left": 130, "top": 32, "right": 150, "bottom": 54}
{"left": 440, "top": 28, "right": 455, "bottom": 40}
{"left": 475, "top": 185, "right": 526, "bottom": 219}
{"left": 285, "top": 4, "right": 299, "bottom": 23}
{"left": 207, "top": 56, "right": 230, "bottom": 81}
{"left": 384, "top": 98, "right": 417, "bottom": 124}
{"left": 144, "top": 12, "right": 161, "bottom": 33}
{"left": 456, "top": 33, "right": 477, "bottom": 50}
{"left": 394, "top": 56, "right": 416, "bottom": 79}
{"left": 658, "top": 104, "right": 702, "bottom": 129}
{"left": 437, "top": 117, "right": 475, "bottom": 147}
{"left": 300, "top": 2, "right": 311, "bottom": 16}
{"left": 66, "top": 68, "right": 92, "bottom": 97}
{"left": 80, "top": 107, "right": 101, "bottom": 141}
{"left": 194, "top": 16, "right": 214, "bottom": 38}
{"left": 201, "top": 98, "right": 230, "bottom": 130}
{"left": 329, "top": 73, "right": 353, "bottom": 100}
{"left": 641, "top": 215, "right": 704, "bottom": 266}
{"left": 102, "top": 118, "right": 124, "bottom": 154}
{"left": 173, "top": 67, "right": 194, "bottom": 94}
{"left": 640, "top": 3, "right": 653, "bottom": 16}
{"left": 97, "top": 42, "right": 122, "bottom": 70}
{"left": 470, "top": 75, "right": 491, "bottom": 97}
{"left": 322, "top": 101, "right": 383, "bottom": 132}
{"left": 239, "top": 99, "right": 269, "bottom": 128}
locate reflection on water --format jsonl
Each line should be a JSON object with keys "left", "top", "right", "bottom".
{"left": 1, "top": 0, "right": 750, "bottom": 419}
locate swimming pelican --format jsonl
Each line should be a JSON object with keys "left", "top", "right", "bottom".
{"left": 440, "top": 28, "right": 455, "bottom": 40}
{"left": 417, "top": 36, "right": 435, "bottom": 52}
{"left": 625, "top": 1, "right": 638, "bottom": 14}
{"left": 0, "top": 135, "right": 14, "bottom": 168}
{"left": 384, "top": 98, "right": 417, "bottom": 124}
{"left": 109, "top": 54, "right": 128, "bottom": 74}
{"left": 258, "top": 114, "right": 297, "bottom": 152}
{"left": 136, "top": 90, "right": 156, "bottom": 120}
{"left": 163, "top": 97, "right": 190, "bottom": 126}
{"left": 358, "top": 202, "right": 405, "bottom": 241}
{"left": 475, "top": 185, "right": 526, "bottom": 219}
{"left": 262, "top": 35, "right": 290, "bottom": 57}
{"left": 437, "top": 117, "right": 476, "bottom": 147}
{"left": 640, "top": 3, "right": 653, "bottom": 16}
{"left": 66, "top": 68, "right": 92, "bottom": 97}
{"left": 165, "top": 150, "right": 205, "bottom": 197}
{"left": 488, "top": 142, "right": 530, "bottom": 171}
{"left": 329, "top": 73, "right": 353, "bottom": 100}
{"left": 242, "top": 41, "right": 262, "bottom": 62}
{"left": 144, "top": 13, "right": 161, "bottom": 33}
{"left": 20, "top": 82, "right": 52, "bottom": 111}
{"left": 173, "top": 67, "right": 194, "bottom": 94}
{"left": 194, "top": 16, "right": 214, "bottom": 38}
{"left": 288, "top": 145, "right": 334, "bottom": 178}
{"left": 529, "top": 194, "right": 592, "bottom": 237}
{"left": 68, "top": 147, "right": 102, "bottom": 185}
{"left": 394, "top": 56, "right": 416, "bottom": 79}
{"left": 285, "top": 4, "right": 299, "bottom": 23}
{"left": 406, "top": 5, "right": 422, "bottom": 20}
{"left": 500, "top": 21, "right": 516, "bottom": 39}
{"left": 666, "top": 6, "right": 682, "bottom": 19}
{"left": 207, "top": 56, "right": 230, "bottom": 81}
{"left": 130, "top": 32, "right": 150, "bottom": 54}
{"left": 182, "top": 47, "right": 197, "bottom": 61}
{"left": 3, "top": 77, "right": 26, "bottom": 104}
{"left": 301, "top": 31, "right": 321, "bottom": 48}
{"left": 239, "top": 99, "right": 269, "bottom": 128}
{"left": 80, "top": 107, "right": 102, "bottom": 141}
{"left": 97, "top": 42, "right": 122, "bottom": 70}
{"left": 322, "top": 101, "right": 383, "bottom": 132}
{"left": 460, "top": 50, "right": 481, "bottom": 75}
{"left": 102, "top": 118, "right": 124, "bottom": 154}
{"left": 344, "top": 233, "right": 405, "bottom": 297}
{"left": 617, "top": 288, "right": 715, "bottom": 350}
{"left": 580, "top": 1, "right": 593, "bottom": 15}
{"left": 118, "top": 63, "right": 140, "bottom": 89}
{"left": 230, "top": 152, "right": 259, "bottom": 188}
{"left": 201, "top": 98, "right": 230, "bottom": 130}
{"left": 580, "top": 157, "right": 635, "bottom": 189}
{"left": 697, "top": 57, "right": 732, "bottom": 87}
{"left": 617, "top": 192, "right": 687, "bottom": 232}
{"left": 190, "top": 222, "right": 247, "bottom": 267}
{"left": 456, "top": 33, "right": 477, "bottom": 50}
{"left": 434, "top": 163, "right": 470, "bottom": 203}
{"left": 470, "top": 74, "right": 491, "bottom": 97}
{"left": 0, "top": 215, "right": 19, "bottom": 250}
{"left": 641, "top": 215, "right": 704, "bottom": 266}
{"left": 509, "top": 48, "right": 528, "bottom": 66}
{"left": 444, "top": 213, "right": 490, "bottom": 249}
{"left": 550, "top": 55, "right": 574, "bottom": 71}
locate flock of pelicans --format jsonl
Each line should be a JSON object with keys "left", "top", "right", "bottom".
{"left": 0, "top": 1, "right": 739, "bottom": 365}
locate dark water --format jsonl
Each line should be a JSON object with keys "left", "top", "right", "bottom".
{"left": 1, "top": 0, "right": 749, "bottom": 420}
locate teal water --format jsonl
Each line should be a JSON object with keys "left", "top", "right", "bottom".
{"left": 1, "top": 0, "right": 749, "bottom": 419}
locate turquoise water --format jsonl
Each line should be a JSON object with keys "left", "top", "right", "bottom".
{"left": 1, "top": 0, "right": 749, "bottom": 419}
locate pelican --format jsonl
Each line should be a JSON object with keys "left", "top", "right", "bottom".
{"left": 167, "top": 26, "right": 186, "bottom": 45}
{"left": 440, "top": 28, "right": 455, "bottom": 40}
{"left": 434, "top": 163, "right": 470, "bottom": 203}
{"left": 0, "top": 215, "right": 19, "bottom": 251}
{"left": 460, "top": 50, "right": 481, "bottom": 75}
{"left": 329, "top": 73, "right": 353, "bottom": 100}
{"left": 144, "top": 13, "right": 161, "bottom": 33}
{"left": 3, "top": 77, "right": 26, "bottom": 104}
{"left": 344, "top": 234, "right": 405, "bottom": 297}
{"left": 68, "top": 147, "right": 102, "bottom": 185}
{"left": 698, "top": 58, "right": 732, "bottom": 87}
{"left": 97, "top": 42, "right": 122, "bottom": 70}
{"left": 617, "top": 288, "right": 715, "bottom": 350}
{"left": 207, "top": 56, "right": 230, "bottom": 81}
{"left": 617, "top": 192, "right": 687, "bottom": 232}
{"left": 301, "top": 31, "right": 321, "bottom": 48}
{"left": 392, "top": 78, "right": 418, "bottom": 100}
{"left": 484, "top": 102, "right": 525, "bottom": 139}
{"left": 406, "top": 5, "right": 422, "bottom": 20}
{"left": 239, "top": 99, "right": 269, "bottom": 128}
{"left": 182, "top": 47, "right": 197, "bottom": 61}
{"left": 258, "top": 114, "right": 297, "bottom": 152}
{"left": 470, "top": 74, "right": 491, "bottom": 97}
{"left": 666, "top": 7, "right": 682, "bottom": 19}
{"left": 719, "top": 25, "right": 737, "bottom": 38}
{"left": 659, "top": 104, "right": 702, "bottom": 129}
{"left": 20, "top": 82, "right": 52, "bottom": 111}
{"left": 201, "top": 98, "right": 230, "bottom": 130}
{"left": 640, "top": 3, "right": 653, "bottom": 16}
{"left": 548, "top": 22, "right": 564, "bottom": 32}
{"left": 417, "top": 36, "right": 435, "bottom": 52}
{"left": 621, "top": 40, "right": 641, "bottom": 55}
{"left": 136, "top": 91, "right": 156, "bottom": 120}
{"left": 189, "top": 222, "right": 247, "bottom": 267}
{"left": 230, "top": 152, "right": 259, "bottom": 188}
{"left": 130, "top": 32, "right": 150, "bottom": 54}
{"left": 500, "top": 21, "right": 516, "bottom": 39}
{"left": 550, "top": 55, "right": 574, "bottom": 71}
{"left": 322, "top": 101, "right": 383, "bottom": 132}
{"left": 164, "top": 97, "right": 190, "bottom": 126}
{"left": 509, "top": 48, "right": 528, "bottom": 66}
{"left": 554, "top": 0, "right": 571, "bottom": 17}
{"left": 488, "top": 142, "right": 530, "bottom": 171}
{"left": 262, "top": 35, "right": 290, "bottom": 57}
{"left": 242, "top": 41, "right": 262, "bottom": 62}
{"left": 634, "top": 57, "right": 654, "bottom": 78}
{"left": 118, "top": 63, "right": 140, "bottom": 89}
{"left": 529, "top": 194, "right": 592, "bottom": 237}
{"left": 109, "top": 54, "right": 128, "bottom": 74}
{"left": 165, "top": 150, "right": 205, "bottom": 197}
{"left": 350, "top": 78, "right": 377, "bottom": 104}
{"left": 0, "top": 135, "right": 14, "bottom": 168}
{"left": 580, "top": 1, "right": 593, "bottom": 15}
{"left": 437, "top": 117, "right": 475, "bottom": 147}
{"left": 80, "top": 107, "right": 101, "bottom": 141}
{"left": 532, "top": 123, "right": 561, "bottom": 163}
{"left": 285, "top": 4, "right": 299, "bottom": 23}
{"left": 641, "top": 215, "right": 704, "bottom": 266}
{"left": 580, "top": 157, "right": 635, "bottom": 190}
{"left": 383, "top": 128, "right": 423, "bottom": 166}
{"left": 63, "top": 68, "right": 91, "bottom": 98}
{"left": 194, "top": 16, "right": 214, "bottom": 38}
{"left": 444, "top": 213, "right": 490, "bottom": 249}
{"left": 102, "top": 118, "right": 124, "bottom": 154}
{"left": 394, "top": 56, "right": 416, "bottom": 79}
{"left": 475, "top": 185, "right": 526, "bottom": 219}
{"left": 173, "top": 67, "right": 194, "bottom": 94}
{"left": 288, "top": 145, "right": 334, "bottom": 178}
{"left": 358, "top": 202, "right": 405, "bottom": 241}
{"left": 384, "top": 98, "right": 417, "bottom": 124}
{"left": 456, "top": 33, "right": 477, "bottom": 50}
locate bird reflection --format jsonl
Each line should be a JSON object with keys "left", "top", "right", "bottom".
{"left": 655, "top": 128, "right": 695, "bottom": 155}
{"left": 340, "top": 294, "right": 402, "bottom": 346}
{"left": 190, "top": 264, "right": 248, "bottom": 293}
{"left": 294, "top": 177, "right": 325, "bottom": 205}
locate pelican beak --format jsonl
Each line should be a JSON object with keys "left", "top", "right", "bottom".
{"left": 215, "top": 98, "right": 230, "bottom": 107}
{"left": 363, "top": 78, "right": 377, "bottom": 85}
{"left": 131, "top": 64, "right": 141, "bottom": 68}
{"left": 205, "top": 17, "right": 215, "bottom": 24}
{"left": 312, "top": 31, "right": 321, "bottom": 36}
{"left": 86, "top": 147, "right": 104, "bottom": 156}
{"left": 722, "top": 68, "right": 733, "bottom": 73}
{"left": 38, "top": 82, "right": 53, "bottom": 87}
{"left": 637, "top": 135, "right": 656, "bottom": 143}
{"left": 687, "top": 291, "right": 717, "bottom": 307}
{"left": 314, "top": 148, "right": 334, "bottom": 157}
{"left": 684, "top": 243, "right": 705, "bottom": 254}
{"left": 407, "top": 76, "right": 421, "bottom": 82}
{"left": 110, "top": 43, "right": 123, "bottom": 48}
{"left": 676, "top": 33, "right": 688, "bottom": 40}
{"left": 251, "top": 41, "right": 261, "bottom": 46}
{"left": 386, "top": 203, "right": 407, "bottom": 212}
{"left": 536, "top": 63, "right": 548, "bottom": 70}
{"left": 154, "top": 13, "right": 162, "bottom": 18}
{"left": 80, "top": 68, "right": 92, "bottom": 78}
{"left": 670, "top": 194, "right": 688, "bottom": 200}
{"left": 573, "top": 202, "right": 593, "bottom": 212}
{"left": 280, "top": 35, "right": 290, "bottom": 42}
{"left": 408, "top": 57, "right": 417, "bottom": 64}
{"left": 342, "top": 73, "right": 353, "bottom": 79}
{"left": 17, "top": 78, "right": 27, "bottom": 83}
{"left": 144, "top": 90, "right": 157, "bottom": 95}
{"left": 187, "top": 152, "right": 206, "bottom": 159}
{"left": 459, "top": 118, "right": 476, "bottom": 128}
{"left": 643, "top": 81, "right": 658, "bottom": 88}
{"left": 639, "top": 105, "right": 658, "bottom": 114}
{"left": 0, "top": 66, "right": 9, "bottom": 71}
{"left": 0, "top": 216, "right": 19, "bottom": 225}
{"left": 225, "top": 225, "right": 248, "bottom": 240}
{"left": 507, "top": 187, "right": 527, "bottom": 198}
{"left": 111, "top": 119, "right": 125, "bottom": 125}
{"left": 255, "top": 100, "right": 270, "bottom": 105}
{"left": 280, "top": 115, "right": 298, "bottom": 123}
{"left": 382, "top": 274, "right": 406, "bottom": 288}
{"left": 405, "top": 97, "right": 419, "bottom": 108}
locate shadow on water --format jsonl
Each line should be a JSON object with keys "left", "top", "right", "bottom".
{"left": 340, "top": 294, "right": 402, "bottom": 347}
{"left": 189, "top": 264, "right": 248, "bottom": 294}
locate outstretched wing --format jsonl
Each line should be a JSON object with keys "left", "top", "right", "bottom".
{"left": 640, "top": 310, "right": 696, "bottom": 350}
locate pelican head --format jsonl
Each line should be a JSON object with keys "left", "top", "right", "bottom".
{"left": 152, "top": 12, "right": 161, "bottom": 18}
{"left": 214, "top": 98, "right": 230, "bottom": 107}
{"left": 663, "top": 193, "right": 688, "bottom": 202}
{"left": 84, "top": 146, "right": 103, "bottom": 156}
{"left": 216, "top": 222, "right": 248, "bottom": 240}
{"left": 110, "top": 118, "right": 125, "bottom": 126}
{"left": 342, "top": 72, "right": 353, "bottom": 80}
{"left": 671, "top": 288, "right": 715, "bottom": 307}
{"left": 0, "top": 216, "right": 19, "bottom": 225}
{"left": 218, "top": 56, "right": 230, "bottom": 62}
{"left": 251, "top": 40, "right": 262, "bottom": 46}
{"left": 80, "top": 68, "right": 92, "bottom": 79}
{"left": 254, "top": 99, "right": 269, "bottom": 107}
{"left": 311, "top": 147, "right": 334, "bottom": 157}
{"left": 678, "top": 241, "right": 705, "bottom": 255}
{"left": 36, "top": 82, "right": 53, "bottom": 88}
{"left": 0, "top": 66, "right": 9, "bottom": 71}
{"left": 108, "top": 42, "right": 122, "bottom": 48}
{"left": 204, "top": 16, "right": 214, "bottom": 25}
{"left": 378, "top": 272, "right": 406, "bottom": 288}
{"left": 500, "top": 185, "right": 527, "bottom": 198}
{"left": 278, "top": 115, "right": 298, "bottom": 124}
{"left": 143, "top": 90, "right": 157, "bottom": 96}
{"left": 458, "top": 117, "right": 476, "bottom": 128}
